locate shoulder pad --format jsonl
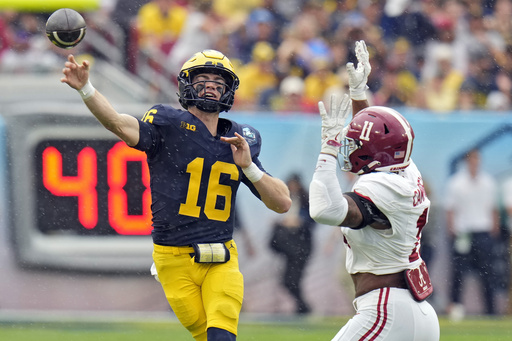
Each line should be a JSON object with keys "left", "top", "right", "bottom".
{"left": 141, "top": 104, "right": 185, "bottom": 125}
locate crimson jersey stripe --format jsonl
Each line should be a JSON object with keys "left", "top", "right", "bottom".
{"left": 359, "top": 287, "right": 390, "bottom": 341}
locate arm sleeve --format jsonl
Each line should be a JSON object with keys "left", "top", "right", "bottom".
{"left": 309, "top": 155, "right": 348, "bottom": 226}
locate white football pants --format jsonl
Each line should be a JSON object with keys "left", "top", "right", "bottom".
{"left": 332, "top": 287, "right": 439, "bottom": 341}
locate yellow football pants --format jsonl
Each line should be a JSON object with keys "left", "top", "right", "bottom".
{"left": 153, "top": 241, "right": 243, "bottom": 341}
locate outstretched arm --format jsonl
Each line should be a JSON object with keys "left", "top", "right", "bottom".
{"left": 309, "top": 94, "right": 363, "bottom": 228}
{"left": 61, "top": 54, "right": 140, "bottom": 146}
{"left": 221, "top": 132, "right": 291, "bottom": 214}
{"left": 346, "top": 40, "right": 371, "bottom": 116}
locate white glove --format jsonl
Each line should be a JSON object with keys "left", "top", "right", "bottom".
{"left": 318, "top": 94, "right": 351, "bottom": 156}
{"left": 346, "top": 40, "right": 371, "bottom": 100}
{"left": 150, "top": 262, "right": 160, "bottom": 283}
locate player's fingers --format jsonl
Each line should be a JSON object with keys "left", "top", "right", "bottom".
{"left": 355, "top": 40, "right": 361, "bottom": 52}
{"left": 346, "top": 62, "right": 355, "bottom": 74}
{"left": 318, "top": 101, "right": 327, "bottom": 118}
{"left": 361, "top": 40, "right": 369, "bottom": 56}
{"left": 340, "top": 94, "right": 350, "bottom": 109}
{"left": 330, "top": 94, "right": 337, "bottom": 118}
{"left": 68, "top": 54, "right": 76, "bottom": 64}
{"left": 223, "top": 133, "right": 246, "bottom": 148}
{"left": 233, "top": 132, "right": 246, "bottom": 143}
{"left": 336, "top": 94, "right": 350, "bottom": 118}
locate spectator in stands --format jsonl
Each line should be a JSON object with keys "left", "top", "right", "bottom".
{"left": 234, "top": 41, "right": 278, "bottom": 111}
{"left": 111, "top": 0, "right": 149, "bottom": 71}
{"left": 485, "top": 71, "right": 512, "bottom": 111}
{"left": 271, "top": 75, "right": 312, "bottom": 113}
{"left": 327, "top": 37, "right": 349, "bottom": 75}
{"left": 167, "top": 0, "right": 223, "bottom": 76}
{"left": 373, "top": 38, "right": 418, "bottom": 107}
{"left": 275, "top": 11, "right": 330, "bottom": 78}
{"left": 380, "top": 0, "right": 437, "bottom": 57}
{"left": 372, "top": 65, "right": 405, "bottom": 107}
{"left": 0, "top": 11, "right": 13, "bottom": 58}
{"left": 257, "top": 0, "right": 289, "bottom": 36}
{"left": 460, "top": 12, "right": 505, "bottom": 71}
{"left": 211, "top": 0, "right": 259, "bottom": 28}
{"left": 486, "top": 0, "right": 512, "bottom": 47}
{"left": 7, "top": 0, "right": 512, "bottom": 113}
{"left": 303, "top": 57, "right": 343, "bottom": 110}
{"left": 462, "top": 49, "right": 499, "bottom": 108}
{"left": 457, "top": 82, "right": 479, "bottom": 111}
{"left": 236, "top": 7, "right": 281, "bottom": 64}
{"left": 421, "top": 12, "right": 466, "bottom": 81}
{"left": 1, "top": 12, "right": 60, "bottom": 72}
{"left": 416, "top": 44, "right": 464, "bottom": 112}
{"left": 136, "top": 0, "right": 188, "bottom": 56}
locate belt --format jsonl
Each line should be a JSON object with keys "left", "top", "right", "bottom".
{"left": 153, "top": 244, "right": 195, "bottom": 255}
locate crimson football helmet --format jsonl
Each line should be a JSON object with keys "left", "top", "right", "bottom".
{"left": 177, "top": 49, "right": 239, "bottom": 113}
{"left": 340, "top": 106, "right": 414, "bottom": 174}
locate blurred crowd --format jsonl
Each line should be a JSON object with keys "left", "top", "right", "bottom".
{"left": 1, "top": 0, "right": 512, "bottom": 113}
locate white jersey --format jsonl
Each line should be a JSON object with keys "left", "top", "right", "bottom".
{"left": 445, "top": 168, "right": 497, "bottom": 234}
{"left": 342, "top": 160, "right": 430, "bottom": 275}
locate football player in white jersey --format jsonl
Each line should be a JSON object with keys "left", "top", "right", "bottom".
{"left": 309, "top": 41, "right": 440, "bottom": 341}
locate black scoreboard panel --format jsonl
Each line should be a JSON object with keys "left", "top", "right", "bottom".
{"left": 4, "top": 106, "right": 153, "bottom": 272}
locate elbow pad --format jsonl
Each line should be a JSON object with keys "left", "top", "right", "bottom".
{"left": 309, "top": 154, "right": 349, "bottom": 226}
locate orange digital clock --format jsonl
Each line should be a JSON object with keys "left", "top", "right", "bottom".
{"left": 38, "top": 140, "right": 152, "bottom": 235}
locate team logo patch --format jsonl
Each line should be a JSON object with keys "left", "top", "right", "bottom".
{"left": 242, "top": 127, "right": 257, "bottom": 146}
{"left": 180, "top": 121, "right": 196, "bottom": 131}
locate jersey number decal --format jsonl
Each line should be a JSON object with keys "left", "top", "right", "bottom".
{"left": 409, "top": 207, "right": 428, "bottom": 262}
{"left": 359, "top": 121, "right": 374, "bottom": 141}
{"left": 179, "top": 158, "right": 239, "bottom": 222}
{"left": 142, "top": 109, "right": 157, "bottom": 123}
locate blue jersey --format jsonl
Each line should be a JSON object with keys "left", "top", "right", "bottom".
{"left": 134, "top": 104, "right": 263, "bottom": 246}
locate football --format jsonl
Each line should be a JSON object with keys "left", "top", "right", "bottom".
{"left": 45, "top": 8, "right": 86, "bottom": 49}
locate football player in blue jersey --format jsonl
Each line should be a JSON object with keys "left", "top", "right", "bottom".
{"left": 61, "top": 49, "right": 291, "bottom": 341}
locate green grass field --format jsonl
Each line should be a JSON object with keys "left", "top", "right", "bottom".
{"left": 0, "top": 316, "right": 511, "bottom": 340}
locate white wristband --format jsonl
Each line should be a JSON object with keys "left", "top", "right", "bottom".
{"left": 243, "top": 163, "right": 264, "bottom": 183}
{"left": 78, "top": 80, "right": 96, "bottom": 100}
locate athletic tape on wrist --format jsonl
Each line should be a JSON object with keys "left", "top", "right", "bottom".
{"left": 78, "top": 80, "right": 96, "bottom": 100}
{"left": 243, "top": 163, "right": 264, "bottom": 183}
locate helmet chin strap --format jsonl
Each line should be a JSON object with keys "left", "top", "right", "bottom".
{"left": 359, "top": 160, "right": 381, "bottom": 174}
{"left": 195, "top": 99, "right": 220, "bottom": 113}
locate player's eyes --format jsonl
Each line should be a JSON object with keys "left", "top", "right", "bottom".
{"left": 194, "top": 81, "right": 225, "bottom": 94}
